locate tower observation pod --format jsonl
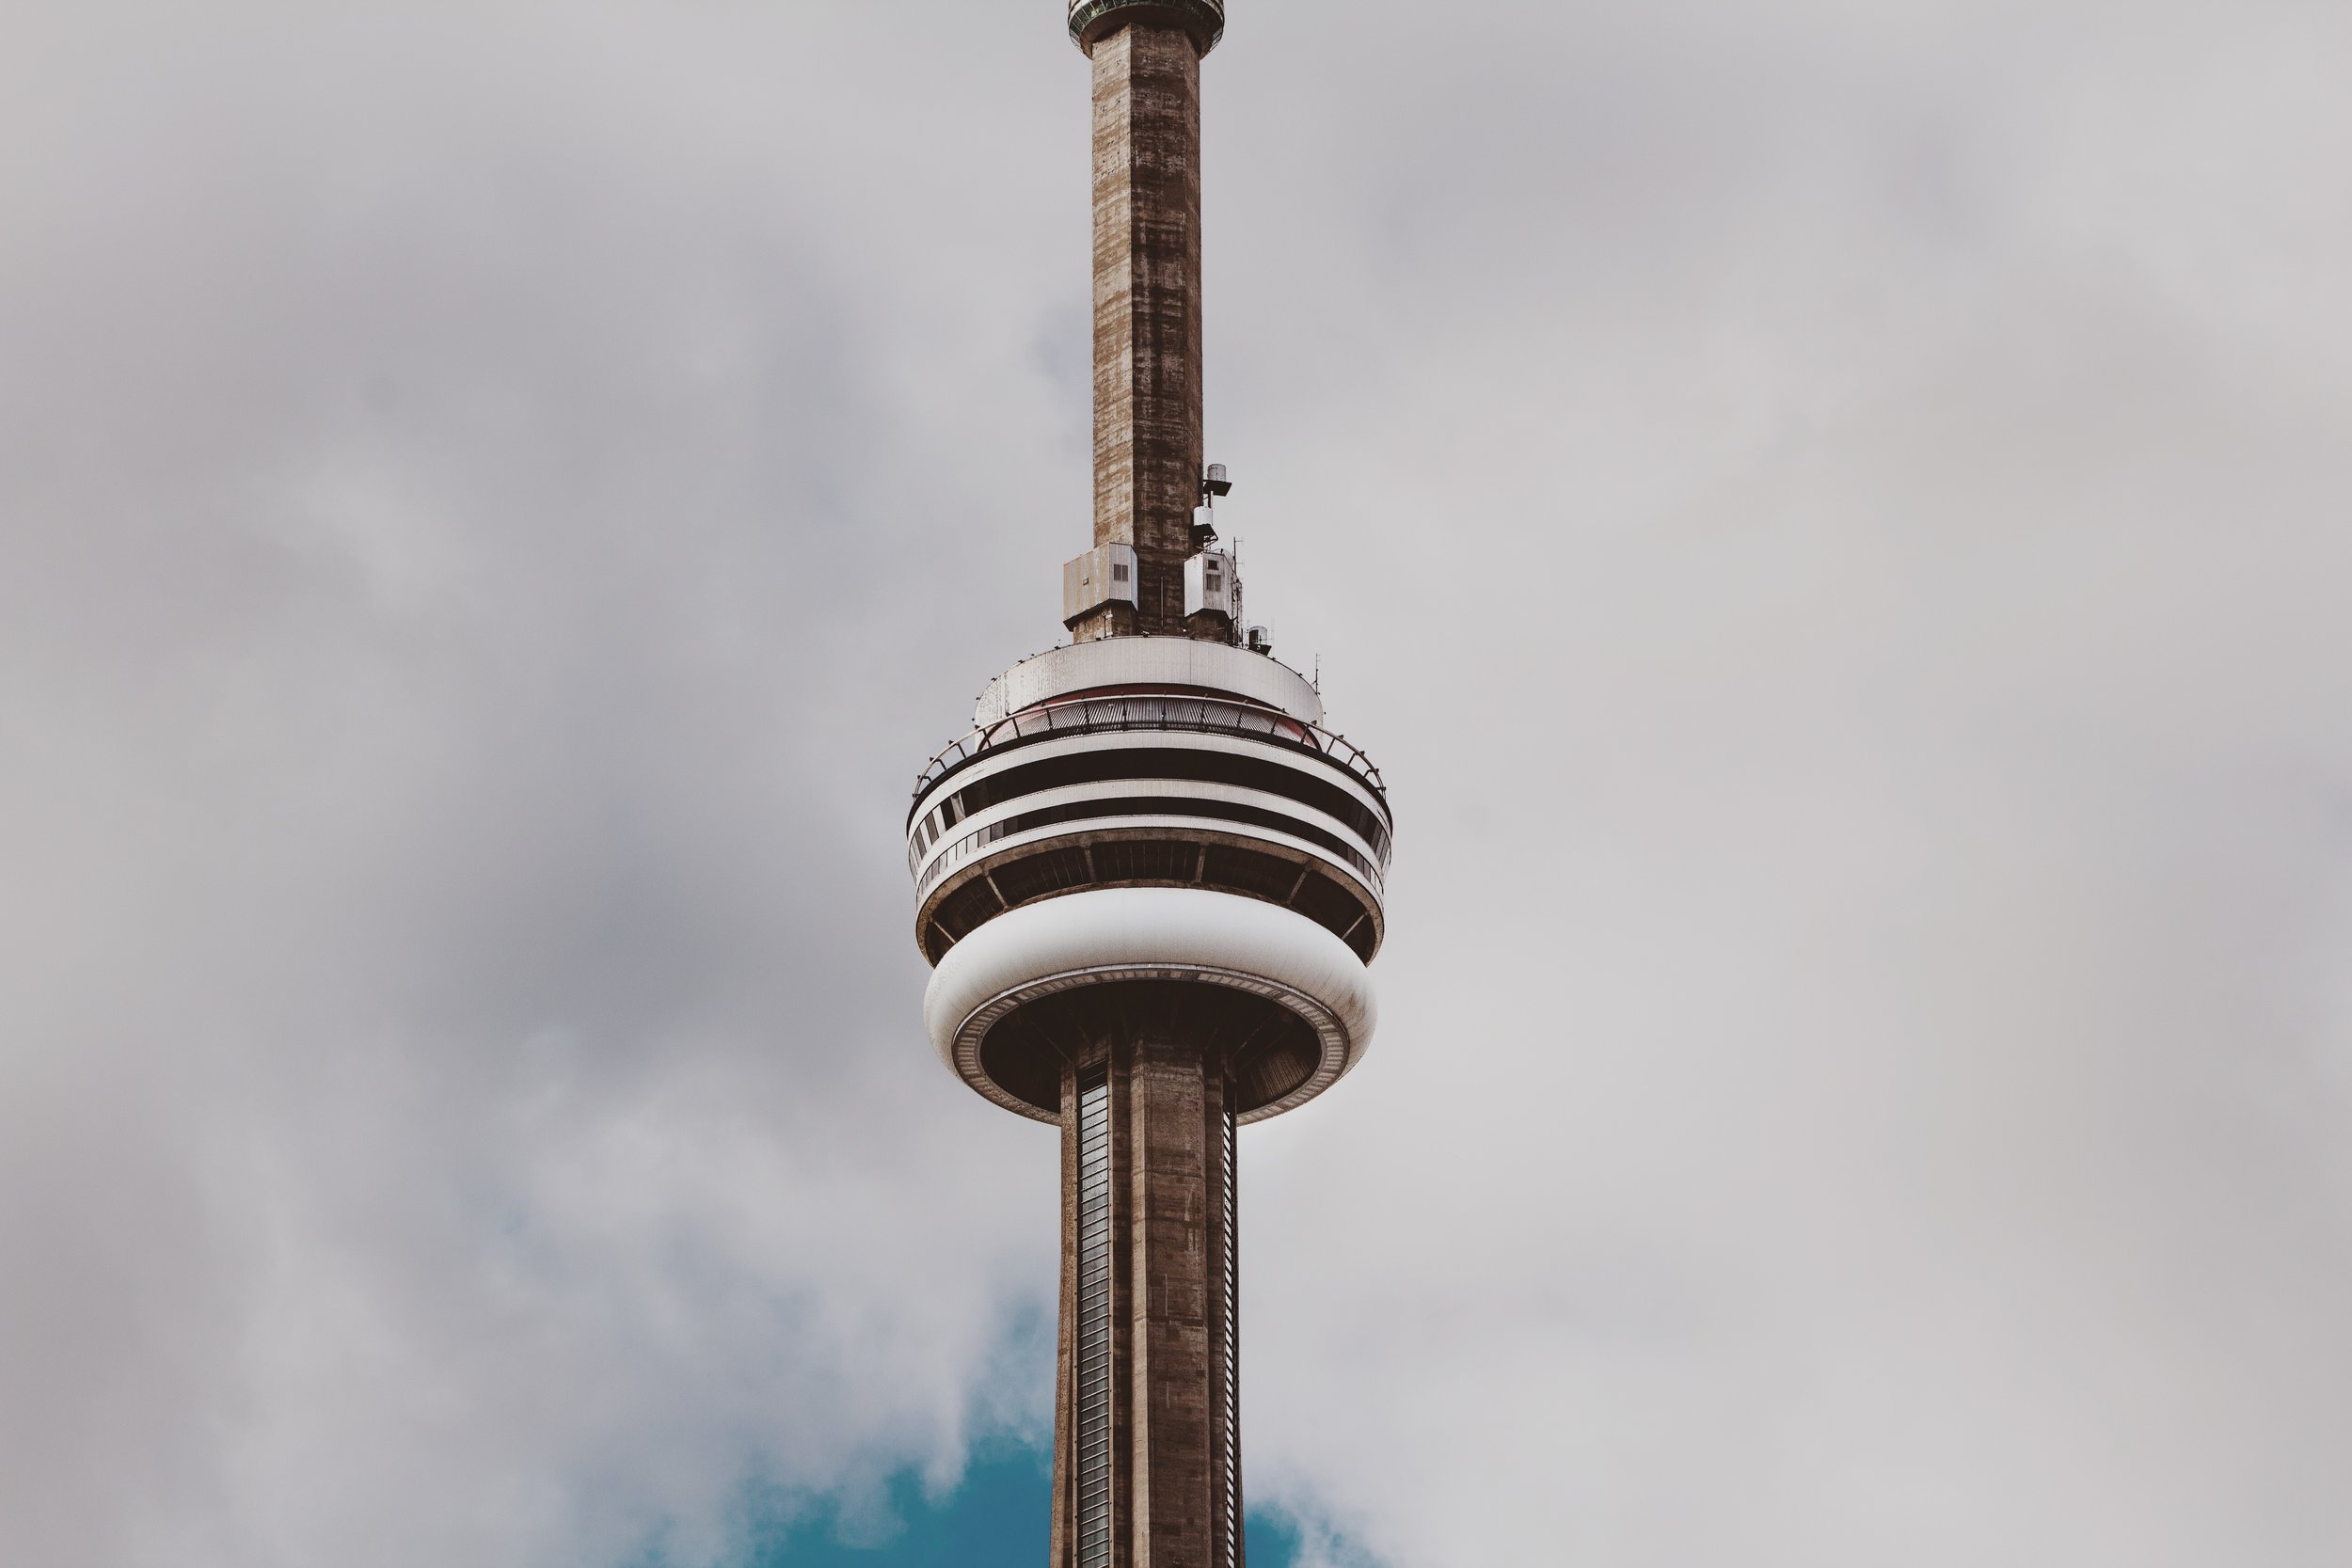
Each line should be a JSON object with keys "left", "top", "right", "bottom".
{"left": 907, "top": 6, "right": 1391, "bottom": 1566}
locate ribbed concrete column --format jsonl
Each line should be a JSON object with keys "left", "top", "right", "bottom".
{"left": 1052, "top": 1037, "right": 1243, "bottom": 1568}
{"left": 1129, "top": 1039, "right": 1217, "bottom": 1568}
{"left": 1080, "top": 22, "right": 1206, "bottom": 639}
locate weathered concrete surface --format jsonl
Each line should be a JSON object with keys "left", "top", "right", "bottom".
{"left": 1130, "top": 1040, "right": 1215, "bottom": 1568}
{"left": 1076, "top": 22, "right": 1205, "bottom": 641}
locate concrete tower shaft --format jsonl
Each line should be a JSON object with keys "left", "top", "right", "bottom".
{"left": 909, "top": 7, "right": 1392, "bottom": 1566}
{"left": 1073, "top": 2, "right": 1221, "bottom": 640}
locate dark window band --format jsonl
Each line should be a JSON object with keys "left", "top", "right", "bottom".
{"left": 921, "top": 745, "right": 1391, "bottom": 863}
{"left": 939, "top": 794, "right": 1382, "bottom": 890}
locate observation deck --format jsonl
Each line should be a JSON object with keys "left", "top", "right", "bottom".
{"left": 908, "top": 637, "right": 1391, "bottom": 1126}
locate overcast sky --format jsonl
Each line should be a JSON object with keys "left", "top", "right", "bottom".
{"left": 4, "top": 2, "right": 2350, "bottom": 1565}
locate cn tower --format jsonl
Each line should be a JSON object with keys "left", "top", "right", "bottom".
{"left": 908, "top": 5, "right": 1391, "bottom": 1565}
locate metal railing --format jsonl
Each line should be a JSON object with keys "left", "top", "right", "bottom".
{"left": 914, "top": 694, "right": 1387, "bottom": 813}
{"left": 1068, "top": 0, "right": 1225, "bottom": 52}
{"left": 910, "top": 791, "right": 1387, "bottom": 902}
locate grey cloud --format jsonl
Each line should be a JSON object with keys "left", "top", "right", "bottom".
{"left": 3, "top": 2, "right": 2349, "bottom": 1566}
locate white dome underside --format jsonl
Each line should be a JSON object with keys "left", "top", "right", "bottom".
{"left": 923, "top": 886, "right": 1376, "bottom": 1124}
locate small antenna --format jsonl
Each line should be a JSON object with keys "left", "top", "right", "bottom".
{"left": 1194, "top": 463, "right": 1231, "bottom": 551}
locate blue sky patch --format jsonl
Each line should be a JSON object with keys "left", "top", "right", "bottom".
{"left": 748, "top": 1444, "right": 1303, "bottom": 1568}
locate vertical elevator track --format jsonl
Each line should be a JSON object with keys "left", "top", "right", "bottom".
{"left": 1218, "top": 1087, "right": 1242, "bottom": 1567}
{"left": 1074, "top": 1072, "right": 1114, "bottom": 1568}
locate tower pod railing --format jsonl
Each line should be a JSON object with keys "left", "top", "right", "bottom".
{"left": 912, "top": 693, "right": 1387, "bottom": 821}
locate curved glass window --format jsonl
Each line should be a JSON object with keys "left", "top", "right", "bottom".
{"left": 915, "top": 745, "right": 1391, "bottom": 864}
